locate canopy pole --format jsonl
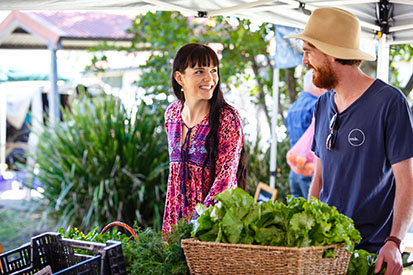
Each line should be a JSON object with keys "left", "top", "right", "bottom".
{"left": 48, "top": 44, "right": 60, "bottom": 126}
{"left": 377, "top": 33, "right": 389, "bottom": 83}
{"left": 0, "top": 84, "right": 6, "bottom": 174}
{"left": 269, "top": 68, "right": 280, "bottom": 189}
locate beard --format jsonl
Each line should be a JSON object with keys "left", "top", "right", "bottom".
{"left": 309, "top": 62, "right": 338, "bottom": 90}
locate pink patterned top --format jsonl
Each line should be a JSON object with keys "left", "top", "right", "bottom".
{"left": 162, "top": 100, "right": 243, "bottom": 233}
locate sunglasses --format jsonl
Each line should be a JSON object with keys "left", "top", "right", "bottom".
{"left": 326, "top": 113, "right": 338, "bottom": 151}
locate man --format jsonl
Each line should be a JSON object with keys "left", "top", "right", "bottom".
{"left": 285, "top": 7, "right": 413, "bottom": 275}
{"left": 285, "top": 69, "right": 325, "bottom": 198}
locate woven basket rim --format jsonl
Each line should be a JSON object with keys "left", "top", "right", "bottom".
{"left": 181, "top": 238, "right": 347, "bottom": 251}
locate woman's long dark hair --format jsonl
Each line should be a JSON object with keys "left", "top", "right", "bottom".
{"left": 171, "top": 43, "right": 247, "bottom": 191}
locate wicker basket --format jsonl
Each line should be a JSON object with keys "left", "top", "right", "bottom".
{"left": 181, "top": 238, "right": 351, "bottom": 275}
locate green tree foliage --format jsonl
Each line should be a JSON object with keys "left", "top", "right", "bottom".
{"left": 127, "top": 12, "right": 196, "bottom": 96}
{"left": 88, "top": 11, "right": 295, "bottom": 195}
{"left": 89, "top": 11, "right": 299, "bottom": 130}
{"left": 211, "top": 18, "right": 276, "bottom": 125}
{"left": 390, "top": 44, "right": 413, "bottom": 98}
{"left": 34, "top": 94, "right": 168, "bottom": 231}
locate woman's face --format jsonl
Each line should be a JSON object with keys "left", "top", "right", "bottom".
{"left": 175, "top": 63, "right": 219, "bottom": 102}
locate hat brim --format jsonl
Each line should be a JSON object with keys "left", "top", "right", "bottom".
{"left": 284, "top": 33, "right": 376, "bottom": 61}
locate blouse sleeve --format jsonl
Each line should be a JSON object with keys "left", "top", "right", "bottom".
{"left": 203, "top": 108, "right": 243, "bottom": 206}
{"left": 164, "top": 103, "right": 174, "bottom": 132}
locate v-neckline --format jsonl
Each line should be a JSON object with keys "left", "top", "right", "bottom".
{"left": 178, "top": 102, "right": 209, "bottom": 149}
{"left": 332, "top": 79, "right": 378, "bottom": 115}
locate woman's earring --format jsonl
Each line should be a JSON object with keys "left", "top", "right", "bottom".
{"left": 181, "top": 87, "right": 184, "bottom": 92}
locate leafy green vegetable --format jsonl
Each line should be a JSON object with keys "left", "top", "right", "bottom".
{"left": 192, "top": 188, "right": 361, "bottom": 251}
{"left": 322, "top": 247, "right": 335, "bottom": 258}
{"left": 347, "top": 249, "right": 385, "bottom": 275}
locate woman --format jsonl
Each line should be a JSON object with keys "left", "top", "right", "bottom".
{"left": 162, "top": 43, "right": 247, "bottom": 233}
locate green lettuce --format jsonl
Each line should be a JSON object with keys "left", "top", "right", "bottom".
{"left": 191, "top": 188, "right": 361, "bottom": 251}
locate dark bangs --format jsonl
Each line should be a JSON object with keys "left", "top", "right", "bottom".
{"left": 178, "top": 44, "right": 219, "bottom": 72}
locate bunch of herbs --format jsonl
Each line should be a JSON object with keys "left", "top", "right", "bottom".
{"left": 124, "top": 219, "right": 192, "bottom": 275}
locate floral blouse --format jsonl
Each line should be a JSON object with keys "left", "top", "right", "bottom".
{"left": 162, "top": 100, "right": 243, "bottom": 233}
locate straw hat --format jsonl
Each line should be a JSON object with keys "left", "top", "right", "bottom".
{"left": 285, "top": 7, "right": 376, "bottom": 61}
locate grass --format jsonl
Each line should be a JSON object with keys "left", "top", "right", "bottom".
{"left": 0, "top": 199, "right": 56, "bottom": 252}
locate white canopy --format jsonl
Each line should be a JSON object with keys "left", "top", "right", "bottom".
{"left": 1, "top": 0, "right": 413, "bottom": 46}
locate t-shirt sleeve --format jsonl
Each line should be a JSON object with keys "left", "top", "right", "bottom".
{"left": 203, "top": 109, "right": 243, "bottom": 206}
{"left": 385, "top": 94, "right": 413, "bottom": 164}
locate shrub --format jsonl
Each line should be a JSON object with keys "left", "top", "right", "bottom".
{"left": 33, "top": 94, "right": 168, "bottom": 231}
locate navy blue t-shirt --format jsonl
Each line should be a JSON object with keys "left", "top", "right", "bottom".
{"left": 311, "top": 79, "right": 413, "bottom": 253}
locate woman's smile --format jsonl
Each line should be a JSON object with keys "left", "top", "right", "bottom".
{"left": 199, "top": 84, "right": 214, "bottom": 92}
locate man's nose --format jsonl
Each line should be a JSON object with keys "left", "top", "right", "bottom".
{"left": 302, "top": 52, "right": 309, "bottom": 65}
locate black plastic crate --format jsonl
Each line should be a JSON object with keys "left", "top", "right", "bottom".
{"left": 0, "top": 232, "right": 126, "bottom": 275}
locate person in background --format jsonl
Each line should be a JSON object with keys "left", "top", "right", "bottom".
{"left": 162, "top": 43, "right": 247, "bottom": 234}
{"left": 285, "top": 69, "right": 325, "bottom": 198}
{"left": 286, "top": 7, "right": 413, "bottom": 275}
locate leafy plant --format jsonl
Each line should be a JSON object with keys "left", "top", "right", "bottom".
{"left": 32, "top": 94, "right": 168, "bottom": 231}
{"left": 347, "top": 249, "right": 385, "bottom": 275}
{"left": 192, "top": 188, "right": 361, "bottom": 251}
{"left": 60, "top": 219, "right": 193, "bottom": 275}
{"left": 59, "top": 226, "right": 130, "bottom": 244}
{"left": 125, "top": 220, "right": 192, "bottom": 275}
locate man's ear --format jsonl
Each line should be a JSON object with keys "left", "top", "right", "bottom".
{"left": 174, "top": 71, "right": 184, "bottom": 86}
{"left": 329, "top": 56, "right": 337, "bottom": 63}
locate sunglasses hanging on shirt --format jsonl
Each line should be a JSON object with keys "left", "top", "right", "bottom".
{"left": 326, "top": 113, "right": 338, "bottom": 151}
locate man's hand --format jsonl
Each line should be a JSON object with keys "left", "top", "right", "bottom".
{"left": 375, "top": 241, "right": 403, "bottom": 275}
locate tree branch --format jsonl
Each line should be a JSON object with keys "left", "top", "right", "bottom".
{"left": 251, "top": 58, "right": 271, "bottom": 129}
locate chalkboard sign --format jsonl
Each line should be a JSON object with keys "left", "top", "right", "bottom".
{"left": 254, "top": 182, "right": 278, "bottom": 203}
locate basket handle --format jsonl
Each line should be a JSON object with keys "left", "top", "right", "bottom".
{"left": 100, "top": 221, "right": 139, "bottom": 243}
